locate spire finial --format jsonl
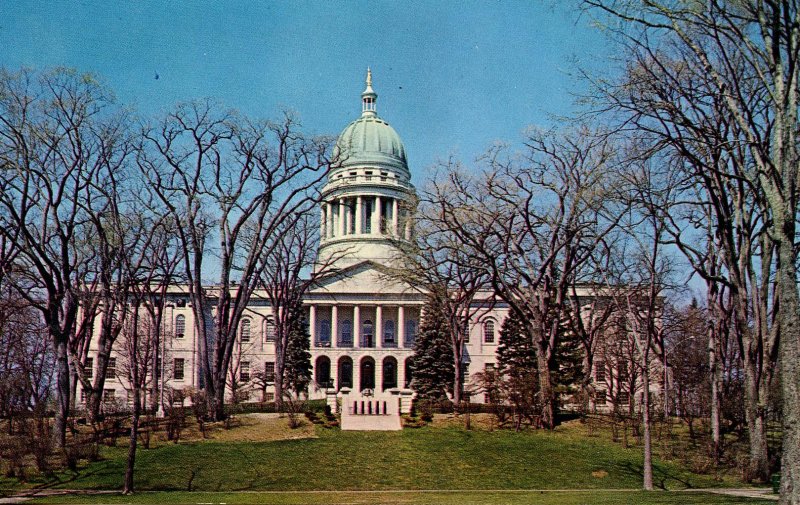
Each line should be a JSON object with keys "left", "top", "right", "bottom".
{"left": 361, "top": 67, "right": 377, "bottom": 116}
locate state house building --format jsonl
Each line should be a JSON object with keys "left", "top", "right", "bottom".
{"left": 81, "top": 72, "right": 630, "bottom": 411}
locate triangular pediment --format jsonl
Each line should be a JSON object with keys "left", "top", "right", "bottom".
{"left": 309, "top": 260, "right": 422, "bottom": 296}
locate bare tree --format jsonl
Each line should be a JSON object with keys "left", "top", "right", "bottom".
{"left": 425, "top": 127, "right": 621, "bottom": 428}
{"left": 585, "top": 16, "right": 778, "bottom": 482}
{"left": 392, "top": 178, "right": 490, "bottom": 405}
{"left": 585, "top": 2, "right": 800, "bottom": 495}
{"left": 0, "top": 67, "right": 131, "bottom": 446}
{"left": 0, "top": 284, "right": 53, "bottom": 431}
{"left": 258, "top": 212, "right": 336, "bottom": 407}
{"left": 139, "top": 103, "right": 334, "bottom": 420}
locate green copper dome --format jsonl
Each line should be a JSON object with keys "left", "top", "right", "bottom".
{"left": 334, "top": 69, "right": 409, "bottom": 173}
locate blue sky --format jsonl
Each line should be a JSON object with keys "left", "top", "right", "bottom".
{"left": 1, "top": 1, "right": 613, "bottom": 182}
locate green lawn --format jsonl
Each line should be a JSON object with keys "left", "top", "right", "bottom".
{"left": 5, "top": 422, "right": 743, "bottom": 493}
{"left": 26, "top": 490, "right": 775, "bottom": 505}
{"left": 1, "top": 416, "right": 776, "bottom": 505}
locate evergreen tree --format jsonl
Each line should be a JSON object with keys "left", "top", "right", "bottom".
{"left": 496, "top": 310, "right": 540, "bottom": 428}
{"left": 411, "top": 295, "right": 454, "bottom": 401}
{"left": 497, "top": 310, "right": 538, "bottom": 378}
{"left": 551, "top": 314, "right": 585, "bottom": 410}
{"left": 283, "top": 307, "right": 312, "bottom": 395}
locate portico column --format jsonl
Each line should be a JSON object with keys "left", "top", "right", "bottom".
{"left": 356, "top": 196, "right": 363, "bottom": 234}
{"left": 398, "top": 305, "right": 405, "bottom": 348}
{"left": 309, "top": 304, "right": 317, "bottom": 347}
{"left": 331, "top": 305, "right": 338, "bottom": 348}
{"left": 375, "top": 305, "right": 383, "bottom": 348}
{"left": 320, "top": 207, "right": 326, "bottom": 240}
{"left": 392, "top": 198, "right": 399, "bottom": 236}
{"left": 338, "top": 198, "right": 346, "bottom": 236}
{"left": 373, "top": 196, "right": 381, "bottom": 235}
{"left": 353, "top": 305, "right": 361, "bottom": 348}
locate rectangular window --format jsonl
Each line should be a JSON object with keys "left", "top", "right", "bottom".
{"left": 617, "top": 391, "right": 630, "bottom": 404}
{"left": 405, "top": 320, "right": 417, "bottom": 347}
{"left": 85, "top": 357, "right": 93, "bottom": 379}
{"left": 265, "top": 362, "right": 275, "bottom": 382}
{"left": 595, "top": 361, "right": 606, "bottom": 382}
{"left": 618, "top": 361, "right": 629, "bottom": 381}
{"left": 240, "top": 319, "right": 251, "bottom": 342}
{"left": 483, "top": 320, "right": 495, "bottom": 343}
{"left": 462, "top": 320, "right": 470, "bottom": 343}
{"left": 103, "top": 389, "right": 115, "bottom": 402}
{"left": 265, "top": 322, "right": 276, "bottom": 342}
{"left": 240, "top": 361, "right": 250, "bottom": 382}
{"left": 175, "top": 315, "right": 186, "bottom": 339}
{"left": 265, "top": 392, "right": 275, "bottom": 402}
{"left": 596, "top": 390, "right": 607, "bottom": 405}
{"left": 173, "top": 358, "right": 185, "bottom": 380}
{"left": 80, "top": 389, "right": 87, "bottom": 403}
{"left": 105, "top": 358, "right": 116, "bottom": 380}
{"left": 461, "top": 363, "right": 470, "bottom": 383}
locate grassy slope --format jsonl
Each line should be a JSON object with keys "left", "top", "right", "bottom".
{"left": 26, "top": 422, "right": 737, "bottom": 493}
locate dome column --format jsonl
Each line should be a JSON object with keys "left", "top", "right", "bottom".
{"left": 356, "top": 196, "right": 363, "bottom": 234}
{"left": 392, "top": 198, "right": 399, "bottom": 236}
{"left": 326, "top": 202, "right": 334, "bottom": 239}
{"left": 372, "top": 196, "right": 382, "bottom": 235}
{"left": 338, "top": 199, "right": 346, "bottom": 236}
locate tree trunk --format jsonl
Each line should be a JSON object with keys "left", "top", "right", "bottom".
{"left": 123, "top": 389, "right": 140, "bottom": 495}
{"left": 53, "top": 336, "right": 70, "bottom": 448}
{"left": 274, "top": 340, "right": 285, "bottom": 409}
{"left": 641, "top": 349, "right": 653, "bottom": 491}
{"left": 452, "top": 356, "right": 462, "bottom": 405}
{"left": 777, "top": 233, "right": 800, "bottom": 505}
{"left": 709, "top": 326, "right": 721, "bottom": 463}
{"left": 213, "top": 378, "right": 226, "bottom": 421}
{"left": 535, "top": 350, "right": 554, "bottom": 429}
{"left": 743, "top": 356, "right": 770, "bottom": 483}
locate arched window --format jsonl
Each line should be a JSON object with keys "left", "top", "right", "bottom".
{"left": 362, "top": 319, "right": 374, "bottom": 347}
{"left": 405, "top": 319, "right": 417, "bottom": 347}
{"left": 483, "top": 319, "right": 496, "bottom": 344}
{"left": 382, "top": 357, "right": 397, "bottom": 390}
{"left": 340, "top": 319, "right": 353, "bottom": 346}
{"left": 240, "top": 318, "right": 251, "bottom": 342}
{"left": 175, "top": 315, "right": 186, "bottom": 339}
{"left": 319, "top": 319, "right": 331, "bottom": 345}
{"left": 265, "top": 319, "right": 276, "bottom": 342}
{"left": 384, "top": 320, "right": 395, "bottom": 345}
{"left": 315, "top": 356, "right": 332, "bottom": 388}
